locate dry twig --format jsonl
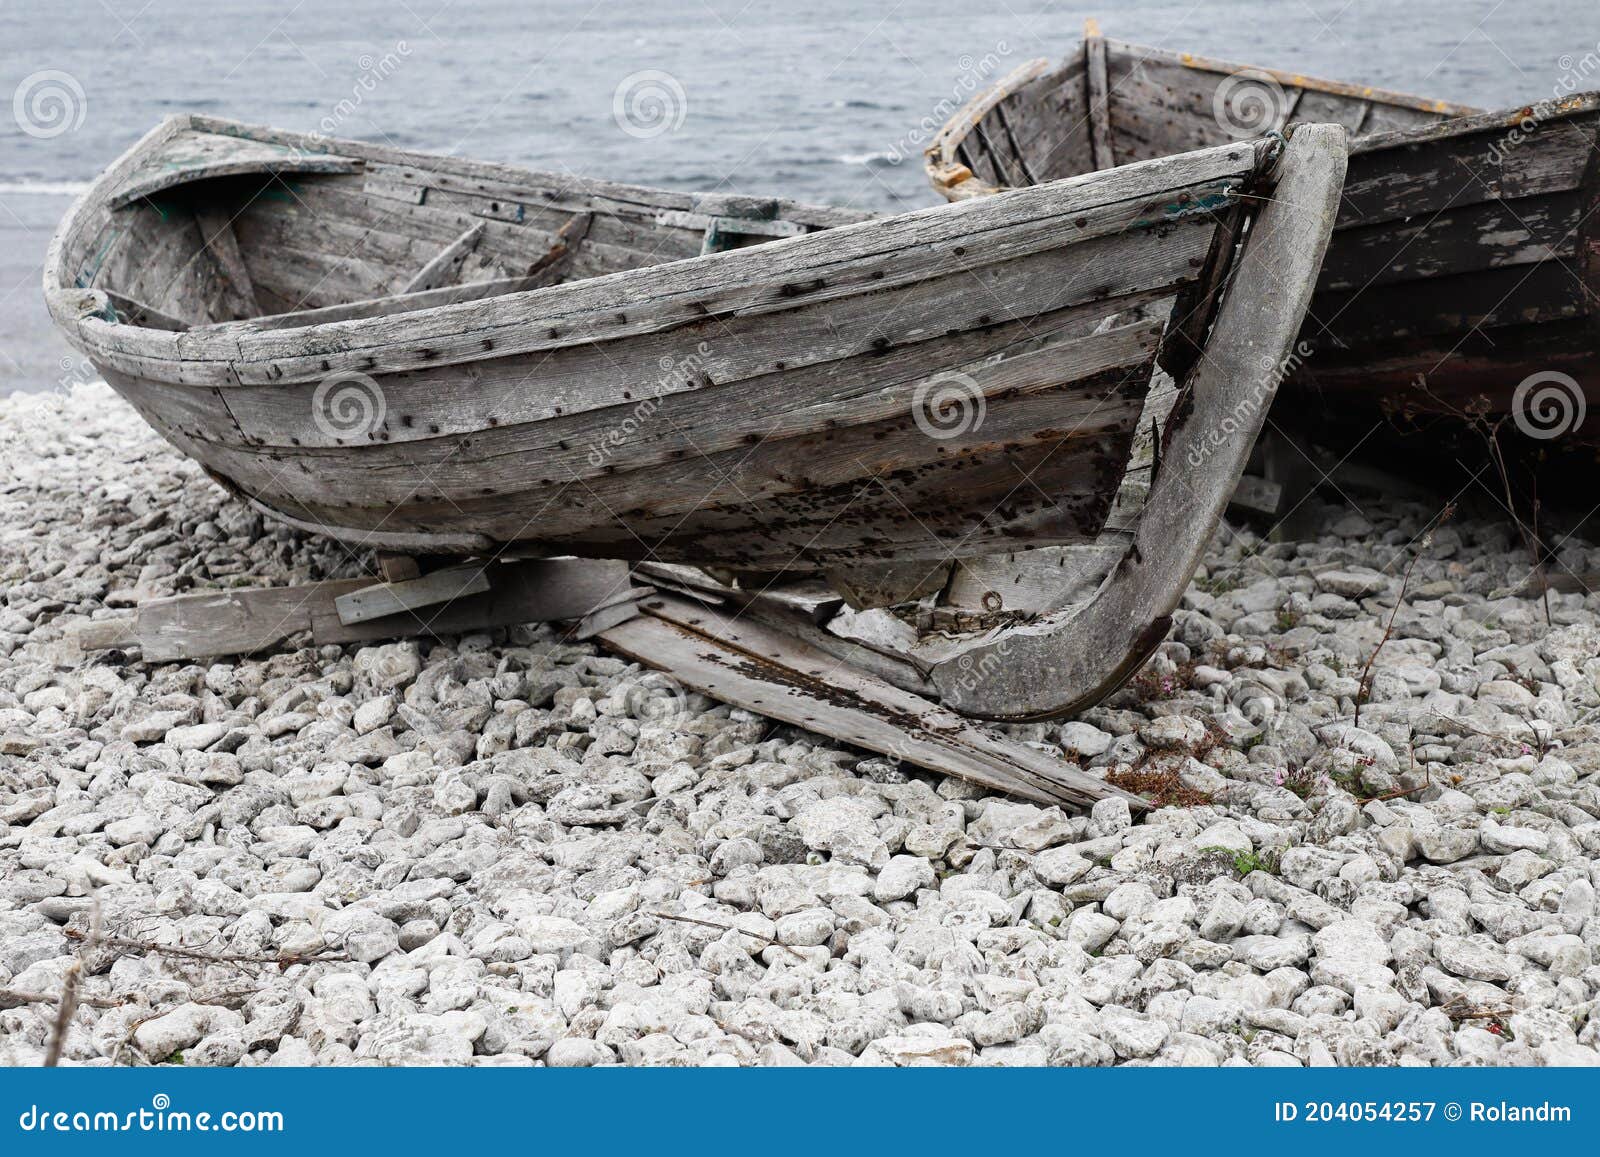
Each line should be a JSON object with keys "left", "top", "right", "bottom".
{"left": 64, "top": 928, "right": 350, "bottom": 969}
{"left": 44, "top": 889, "right": 101, "bottom": 1067}
{"left": 1355, "top": 503, "right": 1455, "bottom": 728}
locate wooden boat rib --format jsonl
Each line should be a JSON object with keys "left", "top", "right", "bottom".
{"left": 927, "top": 28, "right": 1600, "bottom": 445}
{"left": 47, "top": 114, "right": 1346, "bottom": 720}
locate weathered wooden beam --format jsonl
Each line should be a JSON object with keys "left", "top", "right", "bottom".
{"left": 598, "top": 592, "right": 1141, "bottom": 810}
{"left": 194, "top": 205, "right": 262, "bottom": 320}
{"left": 333, "top": 563, "right": 492, "bottom": 626}
{"left": 72, "top": 558, "right": 631, "bottom": 662}
{"left": 401, "top": 222, "right": 486, "bottom": 294}
{"left": 1084, "top": 22, "right": 1115, "bottom": 172}
{"left": 570, "top": 585, "right": 652, "bottom": 640}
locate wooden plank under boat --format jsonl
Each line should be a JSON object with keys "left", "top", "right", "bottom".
{"left": 47, "top": 114, "right": 1346, "bottom": 720}
{"left": 926, "top": 28, "right": 1600, "bottom": 445}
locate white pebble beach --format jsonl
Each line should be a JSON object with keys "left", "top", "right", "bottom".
{"left": 2, "top": 384, "right": 1598, "bottom": 1067}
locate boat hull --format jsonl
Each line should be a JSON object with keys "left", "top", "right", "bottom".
{"left": 48, "top": 116, "right": 1276, "bottom": 569}
{"left": 927, "top": 37, "right": 1600, "bottom": 446}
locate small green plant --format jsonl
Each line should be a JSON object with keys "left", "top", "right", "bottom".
{"left": 1274, "top": 608, "right": 1301, "bottom": 632}
{"left": 1198, "top": 845, "right": 1279, "bottom": 877}
{"left": 1272, "top": 764, "right": 1327, "bottom": 799}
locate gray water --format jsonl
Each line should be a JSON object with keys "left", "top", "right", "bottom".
{"left": 2, "top": 0, "right": 1592, "bottom": 393}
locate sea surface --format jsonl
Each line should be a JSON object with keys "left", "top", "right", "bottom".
{"left": 1, "top": 0, "right": 1590, "bottom": 393}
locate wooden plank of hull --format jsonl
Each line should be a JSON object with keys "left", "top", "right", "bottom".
{"left": 175, "top": 362, "right": 1156, "bottom": 567}
{"left": 597, "top": 593, "right": 1141, "bottom": 810}
{"left": 1292, "top": 107, "right": 1600, "bottom": 418}
{"left": 1308, "top": 261, "right": 1591, "bottom": 351}
{"left": 1317, "top": 189, "right": 1582, "bottom": 293}
{"left": 1289, "top": 316, "right": 1600, "bottom": 431}
{"left": 1337, "top": 113, "right": 1597, "bottom": 226}
{"left": 186, "top": 222, "right": 1205, "bottom": 451}
{"left": 115, "top": 302, "right": 1165, "bottom": 473}
{"left": 223, "top": 161, "right": 1248, "bottom": 383}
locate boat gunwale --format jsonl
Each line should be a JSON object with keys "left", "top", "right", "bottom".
{"left": 922, "top": 33, "right": 1549, "bottom": 201}
{"left": 43, "top": 113, "right": 865, "bottom": 371}
{"left": 47, "top": 116, "right": 1271, "bottom": 387}
{"left": 1346, "top": 90, "right": 1600, "bottom": 155}
{"left": 1104, "top": 37, "right": 1481, "bottom": 117}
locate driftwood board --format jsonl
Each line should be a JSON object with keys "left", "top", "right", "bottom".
{"left": 74, "top": 558, "right": 631, "bottom": 661}
{"left": 598, "top": 592, "right": 1140, "bottom": 810}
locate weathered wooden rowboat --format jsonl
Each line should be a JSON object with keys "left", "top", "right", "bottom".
{"left": 928, "top": 29, "right": 1600, "bottom": 443}
{"left": 48, "top": 114, "right": 1345, "bottom": 720}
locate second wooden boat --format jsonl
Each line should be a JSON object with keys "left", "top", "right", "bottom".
{"left": 48, "top": 115, "right": 1345, "bottom": 719}
{"left": 928, "top": 28, "right": 1600, "bottom": 446}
